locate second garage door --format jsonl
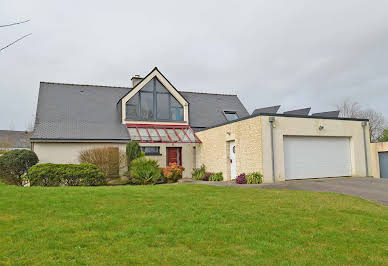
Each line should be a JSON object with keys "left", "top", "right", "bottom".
{"left": 284, "top": 136, "right": 352, "bottom": 180}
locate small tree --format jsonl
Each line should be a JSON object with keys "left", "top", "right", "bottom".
{"left": 79, "top": 147, "right": 125, "bottom": 178}
{"left": 126, "top": 141, "right": 142, "bottom": 171}
{"left": 337, "top": 100, "right": 386, "bottom": 142}
{"left": 378, "top": 129, "right": 388, "bottom": 142}
{"left": 0, "top": 149, "right": 39, "bottom": 186}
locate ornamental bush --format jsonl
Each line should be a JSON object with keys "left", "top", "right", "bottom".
{"left": 162, "top": 163, "right": 185, "bottom": 183}
{"left": 129, "top": 157, "right": 162, "bottom": 185}
{"left": 126, "top": 141, "right": 142, "bottom": 171}
{"left": 79, "top": 147, "right": 125, "bottom": 178}
{"left": 201, "top": 172, "right": 213, "bottom": 181}
{"left": 192, "top": 164, "right": 206, "bottom": 180}
{"left": 209, "top": 172, "right": 223, "bottom": 181}
{"left": 0, "top": 149, "right": 39, "bottom": 186}
{"left": 28, "top": 163, "right": 105, "bottom": 187}
{"left": 235, "top": 173, "right": 247, "bottom": 184}
{"left": 246, "top": 172, "right": 263, "bottom": 184}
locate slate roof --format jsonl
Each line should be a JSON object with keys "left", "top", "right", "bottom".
{"left": 0, "top": 130, "right": 30, "bottom": 148}
{"left": 31, "top": 82, "right": 249, "bottom": 141}
{"left": 31, "top": 82, "right": 131, "bottom": 141}
{"left": 311, "top": 110, "right": 340, "bottom": 118}
{"left": 252, "top": 105, "right": 281, "bottom": 115}
{"left": 283, "top": 107, "right": 311, "bottom": 116}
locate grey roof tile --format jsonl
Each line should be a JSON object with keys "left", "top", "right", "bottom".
{"left": 283, "top": 107, "right": 311, "bottom": 116}
{"left": 31, "top": 82, "right": 131, "bottom": 141}
{"left": 311, "top": 110, "right": 340, "bottom": 118}
{"left": 180, "top": 91, "right": 249, "bottom": 128}
{"left": 252, "top": 105, "right": 281, "bottom": 115}
{"left": 31, "top": 83, "right": 249, "bottom": 140}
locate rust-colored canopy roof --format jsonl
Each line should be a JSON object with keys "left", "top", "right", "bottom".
{"left": 127, "top": 124, "right": 200, "bottom": 143}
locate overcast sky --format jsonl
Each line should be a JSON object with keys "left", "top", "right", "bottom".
{"left": 1, "top": 0, "right": 388, "bottom": 130}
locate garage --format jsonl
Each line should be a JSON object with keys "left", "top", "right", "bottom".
{"left": 378, "top": 152, "right": 388, "bottom": 178}
{"left": 284, "top": 136, "right": 352, "bottom": 180}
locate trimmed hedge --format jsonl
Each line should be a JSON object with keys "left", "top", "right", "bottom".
{"left": 0, "top": 149, "right": 39, "bottom": 186}
{"left": 28, "top": 163, "right": 106, "bottom": 187}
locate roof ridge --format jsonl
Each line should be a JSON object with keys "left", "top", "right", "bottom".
{"left": 40, "top": 81, "right": 132, "bottom": 90}
{"left": 180, "top": 90, "right": 237, "bottom": 96}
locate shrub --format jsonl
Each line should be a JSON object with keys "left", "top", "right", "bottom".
{"left": 0, "top": 149, "right": 39, "bottom": 186}
{"left": 192, "top": 164, "right": 206, "bottom": 180}
{"left": 201, "top": 172, "right": 213, "bottom": 181}
{"left": 209, "top": 172, "right": 223, "bottom": 181}
{"left": 235, "top": 173, "right": 247, "bottom": 184}
{"left": 126, "top": 141, "right": 142, "bottom": 171}
{"left": 246, "top": 172, "right": 263, "bottom": 184}
{"left": 79, "top": 147, "right": 125, "bottom": 178}
{"left": 129, "top": 157, "right": 162, "bottom": 185}
{"left": 162, "top": 163, "right": 185, "bottom": 183}
{"left": 28, "top": 163, "right": 105, "bottom": 187}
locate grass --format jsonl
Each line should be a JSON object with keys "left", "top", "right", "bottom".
{"left": 0, "top": 183, "right": 387, "bottom": 265}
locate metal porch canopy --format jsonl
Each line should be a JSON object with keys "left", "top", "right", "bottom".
{"left": 126, "top": 124, "right": 201, "bottom": 143}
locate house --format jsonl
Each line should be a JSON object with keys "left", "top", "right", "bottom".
{"left": 31, "top": 67, "right": 374, "bottom": 182}
{"left": 30, "top": 67, "right": 249, "bottom": 177}
{"left": 0, "top": 130, "right": 31, "bottom": 152}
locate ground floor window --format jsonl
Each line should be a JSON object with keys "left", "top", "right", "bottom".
{"left": 141, "top": 146, "right": 161, "bottom": 155}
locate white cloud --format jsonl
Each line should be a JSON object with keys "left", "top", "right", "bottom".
{"left": 0, "top": 0, "right": 387, "bottom": 129}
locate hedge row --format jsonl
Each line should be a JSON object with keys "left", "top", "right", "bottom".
{"left": 28, "top": 163, "right": 106, "bottom": 187}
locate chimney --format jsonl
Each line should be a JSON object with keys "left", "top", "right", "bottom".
{"left": 131, "top": 75, "right": 143, "bottom": 87}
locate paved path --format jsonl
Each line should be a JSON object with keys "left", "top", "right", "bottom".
{"left": 192, "top": 177, "right": 388, "bottom": 206}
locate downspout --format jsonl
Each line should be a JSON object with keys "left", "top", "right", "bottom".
{"left": 269, "top": 117, "right": 276, "bottom": 183}
{"left": 361, "top": 121, "right": 369, "bottom": 176}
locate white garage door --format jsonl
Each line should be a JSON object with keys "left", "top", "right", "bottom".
{"left": 284, "top": 136, "right": 352, "bottom": 180}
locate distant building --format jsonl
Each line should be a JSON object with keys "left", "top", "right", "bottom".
{"left": 0, "top": 130, "right": 31, "bottom": 152}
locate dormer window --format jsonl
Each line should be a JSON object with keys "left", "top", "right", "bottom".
{"left": 224, "top": 111, "right": 239, "bottom": 121}
{"left": 126, "top": 77, "right": 184, "bottom": 121}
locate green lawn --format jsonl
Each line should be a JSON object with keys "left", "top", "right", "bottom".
{"left": 0, "top": 182, "right": 387, "bottom": 265}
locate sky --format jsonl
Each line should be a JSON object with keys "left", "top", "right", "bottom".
{"left": 1, "top": 0, "right": 388, "bottom": 130}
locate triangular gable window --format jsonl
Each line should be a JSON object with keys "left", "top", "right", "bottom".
{"left": 126, "top": 77, "right": 184, "bottom": 121}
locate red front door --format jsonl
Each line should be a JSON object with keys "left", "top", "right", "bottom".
{"left": 167, "top": 147, "right": 182, "bottom": 166}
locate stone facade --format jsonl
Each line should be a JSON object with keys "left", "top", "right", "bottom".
{"left": 196, "top": 116, "right": 263, "bottom": 181}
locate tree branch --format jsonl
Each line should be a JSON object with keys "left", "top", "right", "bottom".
{"left": 0, "top": 19, "right": 30, "bottom": 28}
{"left": 0, "top": 33, "right": 32, "bottom": 53}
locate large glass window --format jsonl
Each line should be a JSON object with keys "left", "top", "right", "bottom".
{"left": 125, "top": 93, "right": 139, "bottom": 120}
{"left": 140, "top": 92, "right": 153, "bottom": 120}
{"left": 157, "top": 93, "right": 169, "bottom": 120}
{"left": 125, "top": 77, "right": 184, "bottom": 121}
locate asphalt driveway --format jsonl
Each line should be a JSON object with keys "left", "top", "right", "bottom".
{"left": 195, "top": 177, "right": 388, "bottom": 205}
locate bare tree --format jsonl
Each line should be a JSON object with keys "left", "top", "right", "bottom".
{"left": 337, "top": 99, "right": 362, "bottom": 118}
{"left": 337, "top": 100, "right": 386, "bottom": 142}
{"left": 358, "top": 109, "right": 386, "bottom": 142}
{"left": 0, "top": 19, "right": 31, "bottom": 53}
